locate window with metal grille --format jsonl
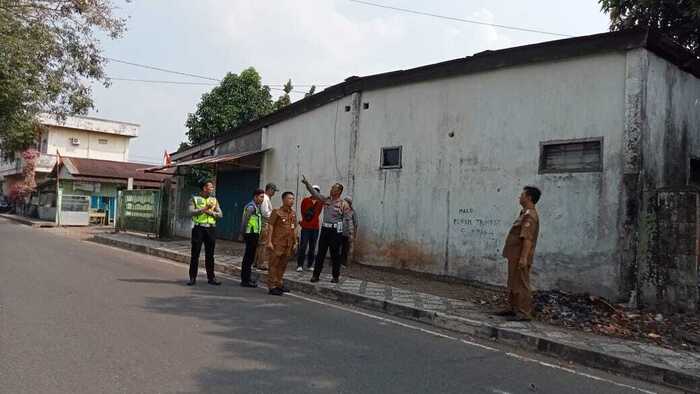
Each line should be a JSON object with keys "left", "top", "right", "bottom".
{"left": 98, "top": 139, "right": 108, "bottom": 145}
{"left": 539, "top": 138, "right": 603, "bottom": 173}
{"left": 381, "top": 146, "right": 402, "bottom": 169}
{"left": 689, "top": 158, "right": 700, "bottom": 185}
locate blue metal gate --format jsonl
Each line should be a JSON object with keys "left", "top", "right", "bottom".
{"left": 216, "top": 170, "right": 260, "bottom": 240}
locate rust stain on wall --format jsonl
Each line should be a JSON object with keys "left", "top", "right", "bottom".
{"left": 354, "top": 235, "right": 441, "bottom": 273}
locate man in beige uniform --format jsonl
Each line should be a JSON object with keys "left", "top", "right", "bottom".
{"left": 264, "top": 191, "right": 298, "bottom": 296}
{"left": 499, "top": 186, "right": 541, "bottom": 321}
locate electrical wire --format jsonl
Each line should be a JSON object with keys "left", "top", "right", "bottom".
{"left": 106, "top": 57, "right": 219, "bottom": 81}
{"left": 105, "top": 57, "right": 327, "bottom": 88}
{"left": 347, "top": 0, "right": 572, "bottom": 38}
{"left": 106, "top": 76, "right": 311, "bottom": 93}
{"left": 108, "top": 77, "right": 217, "bottom": 86}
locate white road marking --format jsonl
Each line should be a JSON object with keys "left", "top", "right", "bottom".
{"left": 90, "top": 242, "right": 659, "bottom": 393}
{"left": 505, "top": 353, "right": 657, "bottom": 394}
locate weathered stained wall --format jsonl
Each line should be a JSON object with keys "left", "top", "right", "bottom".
{"left": 262, "top": 95, "right": 356, "bottom": 211}
{"left": 353, "top": 53, "right": 628, "bottom": 298}
{"left": 643, "top": 51, "right": 700, "bottom": 190}
{"left": 261, "top": 52, "right": 629, "bottom": 297}
{"left": 217, "top": 130, "right": 261, "bottom": 155}
{"left": 634, "top": 50, "right": 700, "bottom": 310}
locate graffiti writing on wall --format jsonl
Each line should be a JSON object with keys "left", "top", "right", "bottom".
{"left": 452, "top": 208, "right": 502, "bottom": 240}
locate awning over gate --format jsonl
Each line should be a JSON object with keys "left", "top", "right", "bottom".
{"left": 140, "top": 148, "right": 270, "bottom": 174}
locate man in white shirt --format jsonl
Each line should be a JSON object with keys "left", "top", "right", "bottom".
{"left": 254, "top": 182, "right": 278, "bottom": 270}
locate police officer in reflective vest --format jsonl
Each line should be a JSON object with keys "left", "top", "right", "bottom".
{"left": 187, "top": 180, "right": 223, "bottom": 286}
{"left": 238, "top": 188, "right": 265, "bottom": 288}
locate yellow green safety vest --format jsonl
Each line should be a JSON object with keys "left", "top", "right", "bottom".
{"left": 192, "top": 196, "right": 217, "bottom": 225}
{"left": 243, "top": 201, "right": 262, "bottom": 234}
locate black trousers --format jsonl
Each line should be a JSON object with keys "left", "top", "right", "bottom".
{"left": 297, "top": 228, "right": 319, "bottom": 268}
{"left": 313, "top": 227, "right": 343, "bottom": 279}
{"left": 340, "top": 235, "right": 350, "bottom": 265}
{"left": 190, "top": 225, "right": 216, "bottom": 281}
{"left": 241, "top": 233, "right": 259, "bottom": 283}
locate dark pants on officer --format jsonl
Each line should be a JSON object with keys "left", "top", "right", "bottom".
{"left": 297, "top": 228, "right": 319, "bottom": 269}
{"left": 340, "top": 235, "right": 350, "bottom": 266}
{"left": 241, "top": 233, "right": 259, "bottom": 284}
{"left": 312, "top": 227, "right": 343, "bottom": 279}
{"left": 190, "top": 225, "right": 216, "bottom": 281}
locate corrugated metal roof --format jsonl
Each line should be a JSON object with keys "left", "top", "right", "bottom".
{"left": 60, "top": 157, "right": 172, "bottom": 182}
{"left": 140, "top": 148, "right": 269, "bottom": 173}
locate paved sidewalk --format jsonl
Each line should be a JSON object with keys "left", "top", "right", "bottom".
{"left": 92, "top": 231, "right": 700, "bottom": 393}
{"left": 0, "top": 213, "right": 56, "bottom": 227}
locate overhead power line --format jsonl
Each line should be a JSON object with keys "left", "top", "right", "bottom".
{"left": 347, "top": 0, "right": 572, "bottom": 38}
{"left": 108, "top": 77, "right": 217, "bottom": 86}
{"left": 106, "top": 76, "right": 311, "bottom": 94}
{"left": 105, "top": 57, "right": 327, "bottom": 88}
{"left": 106, "top": 57, "right": 220, "bottom": 81}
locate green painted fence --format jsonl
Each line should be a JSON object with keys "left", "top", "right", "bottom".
{"left": 117, "top": 190, "right": 162, "bottom": 235}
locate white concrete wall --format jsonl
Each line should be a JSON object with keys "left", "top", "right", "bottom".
{"left": 262, "top": 95, "right": 356, "bottom": 210}
{"left": 262, "top": 52, "right": 629, "bottom": 296}
{"left": 37, "top": 114, "right": 139, "bottom": 137}
{"left": 643, "top": 51, "right": 700, "bottom": 188}
{"left": 46, "top": 126, "right": 131, "bottom": 162}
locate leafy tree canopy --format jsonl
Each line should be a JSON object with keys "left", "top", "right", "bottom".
{"left": 600, "top": 0, "right": 700, "bottom": 57}
{"left": 0, "top": 0, "right": 127, "bottom": 154}
{"left": 185, "top": 68, "right": 273, "bottom": 145}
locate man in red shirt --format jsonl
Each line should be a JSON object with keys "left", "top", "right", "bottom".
{"left": 296, "top": 185, "right": 322, "bottom": 272}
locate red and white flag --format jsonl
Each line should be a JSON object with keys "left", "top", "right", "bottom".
{"left": 163, "top": 150, "right": 172, "bottom": 166}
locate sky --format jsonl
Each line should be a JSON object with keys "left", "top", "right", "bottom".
{"left": 89, "top": 0, "right": 611, "bottom": 165}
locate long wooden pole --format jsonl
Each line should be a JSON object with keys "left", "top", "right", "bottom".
{"left": 55, "top": 151, "right": 61, "bottom": 226}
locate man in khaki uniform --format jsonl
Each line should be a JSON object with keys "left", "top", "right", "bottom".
{"left": 264, "top": 191, "right": 298, "bottom": 296}
{"left": 498, "top": 186, "right": 541, "bottom": 321}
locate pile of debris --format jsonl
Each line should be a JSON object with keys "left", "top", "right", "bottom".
{"left": 533, "top": 290, "right": 700, "bottom": 351}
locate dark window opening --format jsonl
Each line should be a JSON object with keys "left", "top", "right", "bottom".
{"left": 344, "top": 105, "right": 351, "bottom": 112}
{"left": 539, "top": 138, "right": 603, "bottom": 173}
{"left": 381, "top": 146, "right": 402, "bottom": 169}
{"left": 363, "top": 102, "right": 369, "bottom": 110}
{"left": 689, "top": 158, "right": 700, "bottom": 185}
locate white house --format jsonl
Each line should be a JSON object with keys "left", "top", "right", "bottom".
{"left": 0, "top": 114, "right": 139, "bottom": 197}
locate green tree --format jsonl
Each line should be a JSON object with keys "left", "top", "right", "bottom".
{"left": 273, "top": 79, "right": 293, "bottom": 110}
{"left": 0, "top": 0, "right": 127, "bottom": 154}
{"left": 185, "top": 68, "right": 273, "bottom": 145}
{"left": 599, "top": 0, "right": 700, "bottom": 57}
{"left": 305, "top": 85, "right": 316, "bottom": 97}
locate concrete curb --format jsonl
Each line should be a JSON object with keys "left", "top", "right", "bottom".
{"left": 92, "top": 234, "right": 700, "bottom": 393}
{"left": 0, "top": 214, "right": 56, "bottom": 227}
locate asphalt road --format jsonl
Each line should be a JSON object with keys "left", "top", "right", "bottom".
{"left": 0, "top": 218, "right": 678, "bottom": 394}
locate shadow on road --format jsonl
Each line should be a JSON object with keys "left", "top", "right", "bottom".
{"left": 140, "top": 280, "right": 363, "bottom": 393}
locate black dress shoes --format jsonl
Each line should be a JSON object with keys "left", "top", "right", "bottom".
{"left": 269, "top": 288, "right": 283, "bottom": 296}
{"left": 186, "top": 279, "right": 196, "bottom": 286}
{"left": 207, "top": 279, "right": 222, "bottom": 286}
